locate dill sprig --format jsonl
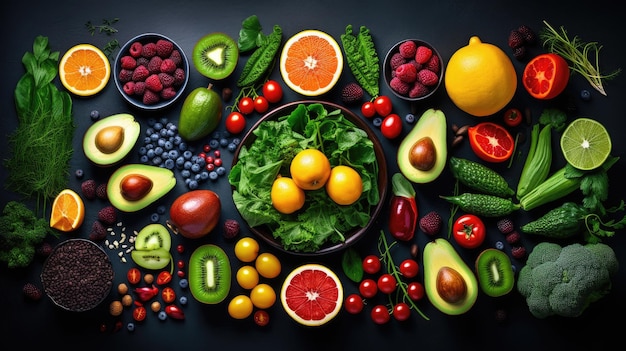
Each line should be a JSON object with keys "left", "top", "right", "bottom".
{"left": 85, "top": 18, "right": 119, "bottom": 36}
{"left": 540, "top": 20, "right": 621, "bottom": 96}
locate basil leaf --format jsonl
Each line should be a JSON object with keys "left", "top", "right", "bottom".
{"left": 342, "top": 248, "right": 363, "bottom": 283}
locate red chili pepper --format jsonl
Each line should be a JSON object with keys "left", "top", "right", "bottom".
{"left": 156, "top": 271, "right": 172, "bottom": 285}
{"left": 165, "top": 304, "right": 185, "bottom": 320}
{"left": 134, "top": 285, "right": 159, "bottom": 302}
{"left": 388, "top": 173, "right": 418, "bottom": 241}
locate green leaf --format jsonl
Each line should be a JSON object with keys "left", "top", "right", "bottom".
{"left": 342, "top": 248, "right": 363, "bottom": 283}
{"left": 238, "top": 15, "right": 263, "bottom": 52}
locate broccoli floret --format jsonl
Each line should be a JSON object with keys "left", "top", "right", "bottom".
{"left": 0, "top": 201, "right": 51, "bottom": 268}
{"left": 517, "top": 241, "right": 618, "bottom": 318}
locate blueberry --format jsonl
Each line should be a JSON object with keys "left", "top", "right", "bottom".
{"left": 179, "top": 278, "right": 189, "bottom": 289}
{"left": 200, "top": 171, "right": 209, "bottom": 180}
{"left": 209, "top": 139, "right": 220, "bottom": 149}
{"left": 145, "top": 127, "right": 155, "bottom": 136}
{"left": 216, "top": 166, "right": 226, "bottom": 176}
{"left": 178, "top": 142, "right": 188, "bottom": 151}
{"left": 183, "top": 150, "right": 193, "bottom": 160}
{"left": 152, "top": 156, "right": 163, "bottom": 166}
{"left": 232, "top": 137, "right": 241, "bottom": 145}
{"left": 75, "top": 169, "right": 84, "bottom": 179}
{"left": 164, "top": 141, "right": 173, "bottom": 150}
{"left": 138, "top": 146, "right": 147, "bottom": 155}
{"left": 173, "top": 135, "right": 182, "bottom": 145}
{"left": 209, "top": 171, "right": 218, "bottom": 180}
{"left": 150, "top": 133, "right": 160, "bottom": 141}
{"left": 157, "top": 205, "right": 167, "bottom": 214}
{"left": 227, "top": 143, "right": 237, "bottom": 152}
{"left": 154, "top": 146, "right": 164, "bottom": 156}
{"left": 372, "top": 117, "right": 383, "bottom": 127}
{"left": 147, "top": 118, "right": 157, "bottom": 126}
{"left": 183, "top": 161, "right": 192, "bottom": 170}
{"left": 580, "top": 89, "right": 592, "bottom": 101}
{"left": 179, "top": 296, "right": 188, "bottom": 305}
{"left": 188, "top": 180, "right": 199, "bottom": 190}
{"left": 154, "top": 122, "right": 163, "bottom": 131}
{"left": 146, "top": 149, "right": 155, "bottom": 159}
{"left": 89, "top": 110, "right": 100, "bottom": 121}
{"left": 127, "top": 322, "right": 135, "bottom": 332}
{"left": 176, "top": 156, "right": 185, "bottom": 168}
{"left": 181, "top": 169, "right": 191, "bottom": 178}
{"left": 140, "top": 155, "right": 149, "bottom": 163}
{"left": 211, "top": 131, "right": 221, "bottom": 139}
{"left": 168, "top": 150, "right": 179, "bottom": 159}
{"left": 158, "top": 311, "right": 167, "bottom": 321}
{"left": 219, "top": 138, "right": 229, "bottom": 147}
{"left": 144, "top": 136, "right": 152, "bottom": 144}
{"left": 405, "top": 113, "right": 415, "bottom": 124}
{"left": 495, "top": 241, "right": 504, "bottom": 250}
{"left": 160, "top": 117, "right": 168, "bottom": 125}
{"left": 150, "top": 213, "right": 160, "bottom": 223}
{"left": 164, "top": 159, "right": 175, "bottom": 169}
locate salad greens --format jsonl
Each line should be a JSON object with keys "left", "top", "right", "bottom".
{"left": 229, "top": 103, "right": 380, "bottom": 252}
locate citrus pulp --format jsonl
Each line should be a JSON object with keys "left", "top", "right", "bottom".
{"left": 560, "top": 118, "right": 611, "bottom": 170}
{"left": 50, "top": 189, "right": 85, "bottom": 232}
{"left": 467, "top": 122, "right": 515, "bottom": 163}
{"left": 522, "top": 53, "right": 570, "bottom": 100}
{"left": 59, "top": 44, "right": 111, "bottom": 96}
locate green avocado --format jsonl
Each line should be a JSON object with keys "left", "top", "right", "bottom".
{"left": 397, "top": 108, "right": 447, "bottom": 183}
{"left": 82, "top": 113, "right": 140, "bottom": 167}
{"left": 107, "top": 164, "right": 176, "bottom": 212}
{"left": 423, "top": 238, "right": 478, "bottom": 315}
{"left": 178, "top": 84, "right": 222, "bottom": 141}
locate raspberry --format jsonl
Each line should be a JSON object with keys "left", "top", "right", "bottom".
{"left": 507, "top": 30, "right": 525, "bottom": 49}
{"left": 133, "top": 81, "right": 146, "bottom": 96}
{"left": 425, "top": 54, "right": 440, "bottom": 73}
{"left": 97, "top": 206, "right": 117, "bottom": 225}
{"left": 137, "top": 57, "right": 149, "bottom": 68}
{"left": 511, "top": 246, "right": 527, "bottom": 260}
{"left": 496, "top": 218, "right": 514, "bottom": 234}
{"left": 81, "top": 179, "right": 97, "bottom": 200}
{"left": 147, "top": 56, "right": 163, "bottom": 74}
{"left": 341, "top": 82, "right": 364, "bottom": 105}
{"left": 505, "top": 231, "right": 521, "bottom": 244}
{"left": 96, "top": 183, "right": 107, "bottom": 200}
{"left": 118, "top": 69, "right": 133, "bottom": 83}
{"left": 389, "top": 77, "right": 410, "bottom": 95}
{"left": 169, "top": 49, "right": 183, "bottom": 66}
{"left": 156, "top": 39, "right": 174, "bottom": 58}
{"left": 389, "top": 52, "right": 406, "bottom": 70}
{"left": 419, "top": 211, "right": 442, "bottom": 236}
{"left": 173, "top": 68, "right": 186, "bottom": 86}
{"left": 414, "top": 46, "right": 433, "bottom": 64}
{"left": 142, "top": 42, "right": 157, "bottom": 58}
{"left": 158, "top": 73, "right": 175, "bottom": 88}
{"left": 160, "top": 58, "right": 177, "bottom": 74}
{"left": 417, "top": 69, "right": 439, "bottom": 86}
{"left": 89, "top": 220, "right": 107, "bottom": 241}
{"left": 129, "top": 42, "right": 143, "bottom": 58}
{"left": 517, "top": 25, "right": 536, "bottom": 45}
{"left": 409, "top": 81, "right": 429, "bottom": 98}
{"left": 143, "top": 89, "right": 160, "bottom": 105}
{"left": 123, "top": 81, "right": 135, "bottom": 95}
{"left": 223, "top": 219, "right": 240, "bottom": 239}
{"left": 160, "top": 87, "right": 177, "bottom": 100}
{"left": 120, "top": 56, "right": 137, "bottom": 70}
{"left": 395, "top": 63, "right": 417, "bottom": 83}
{"left": 23, "top": 283, "right": 42, "bottom": 301}
{"left": 145, "top": 74, "right": 163, "bottom": 92}
{"left": 132, "top": 65, "right": 149, "bottom": 82}
{"left": 398, "top": 40, "right": 417, "bottom": 59}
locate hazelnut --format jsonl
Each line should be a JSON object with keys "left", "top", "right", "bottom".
{"left": 110, "top": 300, "right": 123, "bottom": 316}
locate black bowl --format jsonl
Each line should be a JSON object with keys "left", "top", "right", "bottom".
{"left": 231, "top": 101, "right": 388, "bottom": 256}
{"left": 113, "top": 32, "right": 189, "bottom": 111}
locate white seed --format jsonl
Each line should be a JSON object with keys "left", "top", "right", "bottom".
{"left": 121, "top": 257, "right": 127, "bottom": 263}
{"left": 118, "top": 251, "right": 124, "bottom": 257}
{"left": 108, "top": 244, "right": 114, "bottom": 250}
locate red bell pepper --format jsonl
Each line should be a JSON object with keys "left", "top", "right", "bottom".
{"left": 388, "top": 173, "right": 418, "bottom": 241}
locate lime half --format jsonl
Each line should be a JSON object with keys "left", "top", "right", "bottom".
{"left": 560, "top": 118, "right": 612, "bottom": 171}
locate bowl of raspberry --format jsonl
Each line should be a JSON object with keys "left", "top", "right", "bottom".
{"left": 114, "top": 33, "right": 189, "bottom": 110}
{"left": 383, "top": 39, "right": 444, "bottom": 102}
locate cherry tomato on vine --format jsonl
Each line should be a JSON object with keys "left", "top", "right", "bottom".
{"left": 344, "top": 293, "right": 364, "bottom": 314}
{"left": 373, "top": 95, "right": 393, "bottom": 117}
{"left": 399, "top": 259, "right": 419, "bottom": 278}
{"left": 503, "top": 107, "right": 523, "bottom": 127}
{"left": 452, "top": 214, "right": 486, "bottom": 249}
{"left": 262, "top": 80, "right": 283, "bottom": 103}
{"left": 254, "top": 96, "right": 269, "bottom": 114}
{"left": 371, "top": 305, "right": 391, "bottom": 324}
{"left": 380, "top": 113, "right": 402, "bottom": 139}
{"left": 359, "top": 278, "right": 378, "bottom": 298}
{"left": 362, "top": 255, "right": 381, "bottom": 274}
{"left": 377, "top": 273, "right": 397, "bottom": 294}
{"left": 393, "top": 302, "right": 412, "bottom": 321}
{"left": 238, "top": 96, "right": 255, "bottom": 115}
{"left": 361, "top": 101, "right": 376, "bottom": 118}
{"left": 225, "top": 111, "right": 246, "bottom": 135}
{"left": 407, "top": 281, "right": 425, "bottom": 301}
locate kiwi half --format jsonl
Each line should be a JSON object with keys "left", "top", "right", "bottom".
{"left": 134, "top": 223, "right": 171, "bottom": 251}
{"left": 192, "top": 32, "right": 239, "bottom": 80}
{"left": 189, "top": 244, "right": 231, "bottom": 304}
{"left": 475, "top": 248, "right": 514, "bottom": 297}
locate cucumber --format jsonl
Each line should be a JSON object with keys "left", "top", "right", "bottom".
{"left": 520, "top": 202, "right": 587, "bottom": 238}
{"left": 440, "top": 193, "right": 520, "bottom": 218}
{"left": 449, "top": 157, "right": 514, "bottom": 198}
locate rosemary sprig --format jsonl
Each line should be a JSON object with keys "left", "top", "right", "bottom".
{"left": 540, "top": 20, "right": 621, "bottom": 96}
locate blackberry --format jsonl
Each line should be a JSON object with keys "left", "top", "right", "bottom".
{"left": 511, "top": 246, "right": 527, "bottom": 260}
{"left": 505, "top": 231, "right": 521, "bottom": 244}
{"left": 507, "top": 30, "right": 525, "bottom": 49}
{"left": 496, "top": 218, "right": 514, "bottom": 234}
{"left": 23, "top": 283, "right": 43, "bottom": 301}
{"left": 517, "top": 25, "right": 536, "bottom": 45}
{"left": 97, "top": 206, "right": 117, "bottom": 225}
{"left": 89, "top": 220, "right": 107, "bottom": 241}
{"left": 223, "top": 219, "right": 240, "bottom": 239}
{"left": 419, "top": 211, "right": 443, "bottom": 236}
{"left": 512, "top": 46, "right": 527, "bottom": 61}
{"left": 341, "top": 82, "right": 364, "bottom": 105}
{"left": 81, "top": 179, "right": 97, "bottom": 200}
{"left": 36, "top": 242, "right": 53, "bottom": 257}
{"left": 96, "top": 183, "right": 108, "bottom": 200}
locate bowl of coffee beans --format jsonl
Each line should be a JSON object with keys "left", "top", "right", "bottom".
{"left": 41, "top": 239, "right": 114, "bottom": 312}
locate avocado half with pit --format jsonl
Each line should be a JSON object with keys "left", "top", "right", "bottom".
{"left": 83, "top": 113, "right": 140, "bottom": 167}
{"left": 107, "top": 164, "right": 176, "bottom": 212}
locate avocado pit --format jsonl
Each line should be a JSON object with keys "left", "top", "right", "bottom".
{"left": 409, "top": 137, "right": 436, "bottom": 171}
{"left": 120, "top": 174, "right": 153, "bottom": 201}
{"left": 436, "top": 266, "right": 467, "bottom": 304}
{"left": 95, "top": 126, "right": 125, "bottom": 154}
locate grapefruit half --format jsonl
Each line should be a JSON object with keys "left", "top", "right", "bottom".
{"left": 280, "top": 263, "right": 343, "bottom": 326}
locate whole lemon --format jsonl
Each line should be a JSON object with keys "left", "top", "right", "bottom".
{"left": 444, "top": 36, "right": 517, "bottom": 117}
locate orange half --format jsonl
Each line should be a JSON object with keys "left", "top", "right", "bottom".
{"left": 59, "top": 44, "right": 111, "bottom": 96}
{"left": 279, "top": 30, "right": 343, "bottom": 96}
{"left": 50, "top": 189, "right": 85, "bottom": 232}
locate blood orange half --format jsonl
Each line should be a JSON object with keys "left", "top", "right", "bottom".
{"left": 522, "top": 53, "right": 570, "bottom": 100}
{"left": 279, "top": 30, "right": 343, "bottom": 96}
{"left": 280, "top": 263, "right": 343, "bottom": 326}
{"left": 467, "top": 122, "right": 515, "bottom": 163}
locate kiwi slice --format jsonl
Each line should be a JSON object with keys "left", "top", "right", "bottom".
{"left": 189, "top": 244, "right": 231, "bottom": 304}
{"left": 475, "top": 248, "right": 514, "bottom": 297}
{"left": 134, "top": 223, "right": 171, "bottom": 251}
{"left": 131, "top": 248, "right": 172, "bottom": 270}
{"left": 192, "top": 32, "right": 239, "bottom": 80}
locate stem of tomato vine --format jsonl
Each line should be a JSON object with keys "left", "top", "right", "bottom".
{"left": 378, "top": 231, "right": 430, "bottom": 320}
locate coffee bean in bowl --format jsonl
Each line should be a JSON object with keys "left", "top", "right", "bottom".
{"left": 41, "top": 239, "right": 114, "bottom": 312}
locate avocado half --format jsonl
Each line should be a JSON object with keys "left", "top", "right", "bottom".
{"left": 83, "top": 113, "right": 140, "bottom": 167}
{"left": 423, "top": 238, "right": 478, "bottom": 315}
{"left": 397, "top": 108, "right": 447, "bottom": 183}
{"left": 107, "top": 164, "right": 176, "bottom": 212}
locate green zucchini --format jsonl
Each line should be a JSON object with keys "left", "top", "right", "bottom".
{"left": 520, "top": 202, "right": 587, "bottom": 238}
{"left": 440, "top": 193, "right": 520, "bottom": 218}
{"left": 449, "top": 157, "right": 514, "bottom": 198}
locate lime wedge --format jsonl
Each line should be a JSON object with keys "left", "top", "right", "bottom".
{"left": 560, "top": 118, "right": 612, "bottom": 171}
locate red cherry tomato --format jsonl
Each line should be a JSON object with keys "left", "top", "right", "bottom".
{"left": 225, "top": 111, "right": 246, "bottom": 135}
{"left": 371, "top": 304, "right": 391, "bottom": 324}
{"left": 362, "top": 255, "right": 381, "bottom": 274}
{"left": 373, "top": 95, "right": 393, "bottom": 117}
{"left": 377, "top": 273, "right": 397, "bottom": 294}
{"left": 127, "top": 267, "right": 141, "bottom": 285}
{"left": 399, "top": 259, "right": 419, "bottom": 278}
{"left": 237, "top": 96, "right": 255, "bottom": 115}
{"left": 253, "top": 310, "right": 270, "bottom": 326}
{"left": 359, "top": 278, "right": 378, "bottom": 298}
{"left": 344, "top": 293, "right": 364, "bottom": 314}
{"left": 161, "top": 286, "right": 176, "bottom": 304}
{"left": 132, "top": 306, "right": 147, "bottom": 322}
{"left": 407, "top": 281, "right": 425, "bottom": 301}
{"left": 452, "top": 214, "right": 486, "bottom": 249}
{"left": 156, "top": 271, "right": 172, "bottom": 285}
{"left": 380, "top": 113, "right": 402, "bottom": 139}
{"left": 392, "top": 302, "right": 412, "bottom": 321}
{"left": 361, "top": 101, "right": 376, "bottom": 118}
{"left": 254, "top": 96, "right": 269, "bottom": 114}
{"left": 503, "top": 108, "right": 523, "bottom": 127}
{"left": 262, "top": 80, "right": 283, "bottom": 103}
